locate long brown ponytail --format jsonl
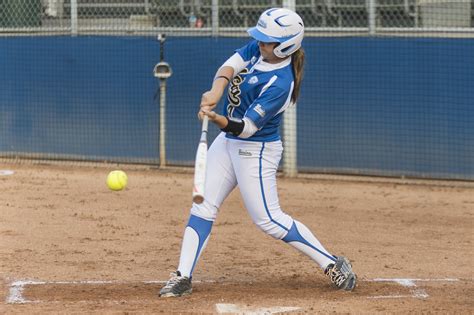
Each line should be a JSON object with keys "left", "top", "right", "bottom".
{"left": 291, "top": 48, "right": 305, "bottom": 104}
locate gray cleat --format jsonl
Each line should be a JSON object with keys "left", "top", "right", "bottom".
{"left": 324, "top": 256, "right": 357, "bottom": 291}
{"left": 159, "top": 271, "right": 192, "bottom": 297}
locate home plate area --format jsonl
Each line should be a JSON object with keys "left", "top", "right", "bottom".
{"left": 6, "top": 277, "right": 467, "bottom": 313}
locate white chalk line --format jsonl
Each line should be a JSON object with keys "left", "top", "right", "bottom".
{"left": 5, "top": 278, "right": 462, "bottom": 304}
{"left": 365, "top": 278, "right": 459, "bottom": 299}
{"left": 216, "top": 304, "right": 301, "bottom": 314}
{"left": 6, "top": 279, "right": 212, "bottom": 304}
{"left": 0, "top": 170, "right": 14, "bottom": 176}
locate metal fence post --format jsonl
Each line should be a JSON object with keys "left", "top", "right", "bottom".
{"left": 159, "top": 78, "right": 167, "bottom": 167}
{"left": 282, "top": 0, "right": 298, "bottom": 177}
{"left": 368, "top": 0, "right": 376, "bottom": 35}
{"left": 154, "top": 34, "right": 173, "bottom": 168}
{"left": 212, "top": 0, "right": 219, "bottom": 37}
{"left": 282, "top": 0, "right": 296, "bottom": 11}
{"left": 283, "top": 106, "right": 297, "bottom": 177}
{"left": 70, "top": 0, "right": 78, "bottom": 35}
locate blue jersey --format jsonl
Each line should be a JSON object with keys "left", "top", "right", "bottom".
{"left": 223, "top": 40, "right": 294, "bottom": 142}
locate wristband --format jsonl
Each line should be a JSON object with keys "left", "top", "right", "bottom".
{"left": 221, "top": 117, "right": 245, "bottom": 136}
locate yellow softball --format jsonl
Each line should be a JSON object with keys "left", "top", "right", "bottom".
{"left": 106, "top": 170, "right": 128, "bottom": 191}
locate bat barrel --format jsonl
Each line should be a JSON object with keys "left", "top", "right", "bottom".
{"left": 193, "top": 116, "right": 209, "bottom": 204}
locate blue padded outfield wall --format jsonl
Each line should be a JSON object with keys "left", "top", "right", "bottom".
{"left": 0, "top": 36, "right": 473, "bottom": 180}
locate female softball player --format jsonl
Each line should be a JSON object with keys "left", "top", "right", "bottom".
{"left": 160, "top": 7, "right": 357, "bottom": 297}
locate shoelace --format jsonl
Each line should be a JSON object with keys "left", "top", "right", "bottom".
{"left": 327, "top": 267, "right": 347, "bottom": 287}
{"left": 163, "top": 272, "right": 182, "bottom": 289}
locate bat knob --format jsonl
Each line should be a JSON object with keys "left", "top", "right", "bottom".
{"left": 193, "top": 195, "right": 204, "bottom": 204}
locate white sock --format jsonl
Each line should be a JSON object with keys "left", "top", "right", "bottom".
{"left": 283, "top": 220, "right": 336, "bottom": 270}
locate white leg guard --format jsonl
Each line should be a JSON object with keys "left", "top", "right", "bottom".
{"left": 177, "top": 215, "right": 213, "bottom": 278}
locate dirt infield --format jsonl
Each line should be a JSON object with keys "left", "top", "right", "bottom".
{"left": 0, "top": 163, "right": 473, "bottom": 314}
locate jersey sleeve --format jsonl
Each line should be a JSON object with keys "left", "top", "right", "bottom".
{"left": 221, "top": 53, "right": 248, "bottom": 78}
{"left": 244, "top": 82, "right": 292, "bottom": 129}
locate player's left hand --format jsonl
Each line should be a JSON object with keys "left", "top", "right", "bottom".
{"left": 200, "top": 90, "right": 221, "bottom": 111}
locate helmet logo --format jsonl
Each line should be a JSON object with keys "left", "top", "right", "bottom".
{"left": 275, "top": 15, "right": 290, "bottom": 27}
{"left": 265, "top": 8, "right": 279, "bottom": 16}
{"left": 257, "top": 19, "right": 267, "bottom": 28}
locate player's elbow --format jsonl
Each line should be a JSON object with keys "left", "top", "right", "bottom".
{"left": 221, "top": 117, "right": 258, "bottom": 138}
{"left": 237, "top": 118, "right": 258, "bottom": 139}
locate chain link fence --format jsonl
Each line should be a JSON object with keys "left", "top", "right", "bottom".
{"left": 0, "top": 0, "right": 472, "bottom": 36}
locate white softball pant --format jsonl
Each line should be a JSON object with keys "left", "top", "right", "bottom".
{"left": 177, "top": 133, "right": 336, "bottom": 278}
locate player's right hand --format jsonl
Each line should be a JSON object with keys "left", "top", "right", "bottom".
{"left": 199, "top": 109, "right": 218, "bottom": 121}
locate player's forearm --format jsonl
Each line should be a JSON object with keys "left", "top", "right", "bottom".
{"left": 210, "top": 66, "right": 234, "bottom": 97}
{"left": 207, "top": 113, "right": 255, "bottom": 138}
{"left": 209, "top": 113, "right": 229, "bottom": 129}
